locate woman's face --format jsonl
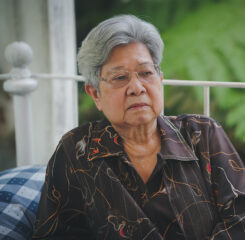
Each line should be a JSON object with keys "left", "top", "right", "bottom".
{"left": 86, "top": 42, "right": 163, "bottom": 128}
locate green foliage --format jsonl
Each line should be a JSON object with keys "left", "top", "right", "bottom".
{"left": 75, "top": 0, "right": 220, "bottom": 44}
{"left": 162, "top": 0, "right": 245, "bottom": 143}
{"left": 78, "top": 83, "right": 104, "bottom": 125}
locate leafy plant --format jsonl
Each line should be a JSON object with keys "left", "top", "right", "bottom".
{"left": 162, "top": 0, "right": 245, "bottom": 145}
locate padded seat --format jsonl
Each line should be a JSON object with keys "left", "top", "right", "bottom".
{"left": 0, "top": 165, "right": 46, "bottom": 240}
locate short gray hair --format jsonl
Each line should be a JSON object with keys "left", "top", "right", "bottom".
{"left": 77, "top": 15, "right": 164, "bottom": 90}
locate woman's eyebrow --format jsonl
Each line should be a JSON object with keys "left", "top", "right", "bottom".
{"left": 138, "top": 61, "right": 152, "bottom": 66}
{"left": 108, "top": 61, "right": 153, "bottom": 72}
{"left": 108, "top": 66, "right": 125, "bottom": 72}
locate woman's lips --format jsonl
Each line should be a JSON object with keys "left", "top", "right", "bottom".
{"left": 127, "top": 103, "right": 148, "bottom": 110}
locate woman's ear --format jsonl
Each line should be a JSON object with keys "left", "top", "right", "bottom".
{"left": 160, "top": 71, "right": 164, "bottom": 82}
{"left": 85, "top": 84, "right": 102, "bottom": 111}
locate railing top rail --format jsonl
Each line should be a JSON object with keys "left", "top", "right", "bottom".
{"left": 1, "top": 72, "right": 245, "bottom": 89}
{"left": 31, "top": 73, "right": 85, "bottom": 81}
{"left": 163, "top": 79, "right": 245, "bottom": 88}
{"left": 31, "top": 74, "right": 245, "bottom": 89}
{"left": 0, "top": 74, "right": 11, "bottom": 80}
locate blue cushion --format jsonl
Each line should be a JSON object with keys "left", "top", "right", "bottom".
{"left": 0, "top": 165, "right": 46, "bottom": 240}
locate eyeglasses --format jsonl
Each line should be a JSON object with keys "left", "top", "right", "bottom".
{"left": 100, "top": 63, "right": 161, "bottom": 89}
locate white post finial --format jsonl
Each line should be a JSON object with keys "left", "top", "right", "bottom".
{"left": 5, "top": 42, "right": 33, "bottom": 68}
{"left": 3, "top": 42, "right": 37, "bottom": 167}
{"left": 4, "top": 42, "right": 37, "bottom": 95}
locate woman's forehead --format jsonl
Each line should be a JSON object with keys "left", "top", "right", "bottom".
{"left": 101, "top": 43, "right": 153, "bottom": 73}
{"left": 107, "top": 62, "right": 153, "bottom": 72}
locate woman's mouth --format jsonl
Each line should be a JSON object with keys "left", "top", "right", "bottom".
{"left": 127, "top": 103, "right": 148, "bottom": 110}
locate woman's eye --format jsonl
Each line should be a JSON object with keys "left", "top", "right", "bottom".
{"left": 140, "top": 71, "right": 153, "bottom": 77}
{"left": 113, "top": 75, "right": 128, "bottom": 81}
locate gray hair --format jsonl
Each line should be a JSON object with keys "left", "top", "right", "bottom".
{"left": 77, "top": 15, "right": 164, "bottom": 90}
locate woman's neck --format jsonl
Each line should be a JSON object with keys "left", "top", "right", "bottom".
{"left": 112, "top": 120, "right": 161, "bottom": 160}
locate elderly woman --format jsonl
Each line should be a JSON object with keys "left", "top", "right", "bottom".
{"left": 32, "top": 15, "right": 245, "bottom": 240}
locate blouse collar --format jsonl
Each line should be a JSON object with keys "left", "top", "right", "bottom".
{"left": 84, "top": 116, "right": 198, "bottom": 162}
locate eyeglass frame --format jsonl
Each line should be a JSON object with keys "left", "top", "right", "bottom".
{"left": 100, "top": 63, "right": 162, "bottom": 89}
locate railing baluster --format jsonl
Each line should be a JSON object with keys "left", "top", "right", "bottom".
{"left": 162, "top": 85, "right": 165, "bottom": 115}
{"left": 203, "top": 86, "right": 210, "bottom": 117}
{"left": 3, "top": 42, "right": 37, "bottom": 166}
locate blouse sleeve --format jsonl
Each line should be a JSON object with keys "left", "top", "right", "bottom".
{"left": 32, "top": 141, "right": 93, "bottom": 240}
{"left": 208, "top": 120, "right": 245, "bottom": 239}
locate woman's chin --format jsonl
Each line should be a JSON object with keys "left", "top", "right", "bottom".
{"left": 125, "top": 115, "right": 156, "bottom": 127}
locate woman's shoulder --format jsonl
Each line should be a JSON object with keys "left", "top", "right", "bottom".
{"left": 163, "top": 113, "right": 220, "bottom": 130}
{"left": 163, "top": 113, "right": 215, "bottom": 122}
{"left": 61, "top": 118, "right": 110, "bottom": 144}
{"left": 58, "top": 118, "right": 112, "bottom": 163}
{"left": 162, "top": 114, "right": 221, "bottom": 132}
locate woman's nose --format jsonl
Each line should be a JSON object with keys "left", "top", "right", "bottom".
{"left": 126, "top": 72, "right": 146, "bottom": 96}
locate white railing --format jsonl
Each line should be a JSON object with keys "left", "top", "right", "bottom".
{"left": 29, "top": 74, "right": 245, "bottom": 117}
{"left": 1, "top": 42, "right": 245, "bottom": 166}
{"left": 30, "top": 74, "right": 245, "bottom": 116}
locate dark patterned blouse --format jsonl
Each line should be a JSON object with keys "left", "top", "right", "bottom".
{"left": 32, "top": 114, "right": 245, "bottom": 240}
